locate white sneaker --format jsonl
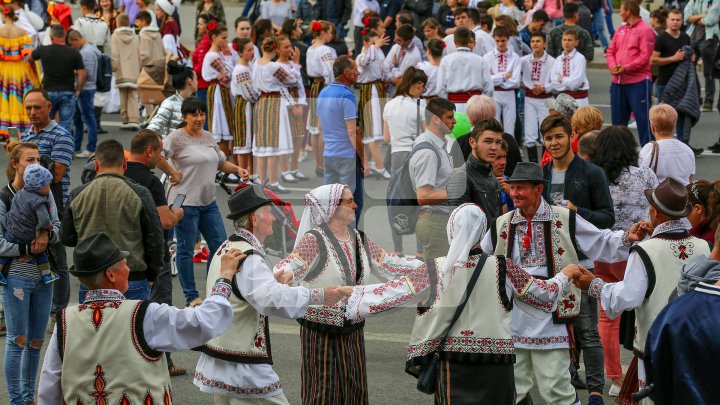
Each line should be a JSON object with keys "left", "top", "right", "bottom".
{"left": 281, "top": 171, "right": 298, "bottom": 183}
{"left": 75, "top": 150, "right": 92, "bottom": 158}
{"left": 608, "top": 384, "right": 621, "bottom": 397}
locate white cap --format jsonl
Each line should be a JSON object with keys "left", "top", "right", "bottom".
{"left": 156, "top": 0, "right": 176, "bottom": 15}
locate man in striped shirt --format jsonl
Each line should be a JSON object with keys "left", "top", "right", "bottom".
{"left": 21, "top": 89, "right": 75, "bottom": 324}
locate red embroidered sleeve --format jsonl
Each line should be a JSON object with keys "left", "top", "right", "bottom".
{"left": 275, "top": 233, "right": 320, "bottom": 282}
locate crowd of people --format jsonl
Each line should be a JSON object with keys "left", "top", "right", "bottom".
{"left": 0, "top": 0, "right": 719, "bottom": 403}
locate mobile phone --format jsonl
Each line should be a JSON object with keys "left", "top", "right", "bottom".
{"left": 7, "top": 127, "right": 19, "bottom": 142}
{"left": 170, "top": 194, "right": 186, "bottom": 209}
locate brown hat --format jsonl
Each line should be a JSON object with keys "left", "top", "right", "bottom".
{"left": 644, "top": 178, "right": 692, "bottom": 218}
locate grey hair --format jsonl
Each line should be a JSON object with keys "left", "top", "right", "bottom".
{"left": 77, "top": 261, "right": 123, "bottom": 290}
{"left": 233, "top": 214, "right": 252, "bottom": 232}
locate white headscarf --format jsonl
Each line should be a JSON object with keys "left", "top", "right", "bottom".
{"left": 442, "top": 203, "right": 488, "bottom": 277}
{"left": 294, "top": 184, "right": 347, "bottom": 249}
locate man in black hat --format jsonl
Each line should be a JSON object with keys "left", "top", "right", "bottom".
{"left": 573, "top": 177, "right": 712, "bottom": 401}
{"left": 480, "top": 161, "right": 645, "bottom": 405}
{"left": 38, "top": 232, "right": 244, "bottom": 404}
{"left": 193, "top": 185, "right": 354, "bottom": 404}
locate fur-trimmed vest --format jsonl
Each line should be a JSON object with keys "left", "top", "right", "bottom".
{"left": 491, "top": 206, "right": 581, "bottom": 323}
{"left": 198, "top": 238, "right": 273, "bottom": 364}
{"left": 631, "top": 231, "right": 710, "bottom": 357}
{"left": 59, "top": 296, "right": 172, "bottom": 404}
{"left": 406, "top": 253, "right": 514, "bottom": 377}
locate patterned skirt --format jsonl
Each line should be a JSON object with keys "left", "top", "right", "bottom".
{"left": 306, "top": 77, "right": 325, "bottom": 134}
{"left": 207, "top": 81, "right": 235, "bottom": 142}
{"left": 288, "top": 88, "right": 306, "bottom": 139}
{"left": 253, "top": 92, "right": 293, "bottom": 157}
{"left": 232, "top": 96, "right": 252, "bottom": 154}
{"left": 358, "top": 81, "right": 387, "bottom": 144}
{"left": 300, "top": 325, "right": 368, "bottom": 405}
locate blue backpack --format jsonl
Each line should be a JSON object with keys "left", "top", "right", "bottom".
{"left": 386, "top": 142, "right": 440, "bottom": 236}
{"left": 96, "top": 53, "right": 112, "bottom": 93}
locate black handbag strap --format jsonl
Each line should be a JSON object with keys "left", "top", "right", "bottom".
{"left": 437, "top": 253, "right": 488, "bottom": 348}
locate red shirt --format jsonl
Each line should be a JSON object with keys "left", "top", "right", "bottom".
{"left": 192, "top": 34, "right": 212, "bottom": 90}
{"left": 540, "top": 136, "right": 579, "bottom": 166}
{"left": 606, "top": 19, "right": 656, "bottom": 85}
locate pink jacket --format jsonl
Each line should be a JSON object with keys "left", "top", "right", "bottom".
{"left": 606, "top": 19, "right": 656, "bottom": 85}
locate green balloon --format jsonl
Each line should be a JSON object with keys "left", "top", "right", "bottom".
{"left": 451, "top": 112, "right": 472, "bottom": 139}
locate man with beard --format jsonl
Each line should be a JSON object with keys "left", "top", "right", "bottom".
{"left": 540, "top": 114, "right": 614, "bottom": 403}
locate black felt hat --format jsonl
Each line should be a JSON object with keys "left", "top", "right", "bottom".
{"left": 69, "top": 233, "right": 130, "bottom": 276}
{"left": 227, "top": 184, "right": 272, "bottom": 220}
{"left": 506, "top": 162, "right": 547, "bottom": 184}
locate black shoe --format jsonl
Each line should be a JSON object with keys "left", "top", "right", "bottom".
{"left": 98, "top": 127, "right": 108, "bottom": 134}
{"left": 691, "top": 146, "right": 704, "bottom": 156}
{"left": 702, "top": 103, "right": 713, "bottom": 112}
{"left": 315, "top": 167, "right": 324, "bottom": 177}
{"left": 708, "top": 141, "right": 720, "bottom": 153}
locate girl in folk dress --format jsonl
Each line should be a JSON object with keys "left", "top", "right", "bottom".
{"left": 277, "top": 37, "right": 308, "bottom": 184}
{"left": 253, "top": 36, "right": 305, "bottom": 194}
{"left": 416, "top": 38, "right": 443, "bottom": 98}
{"left": 230, "top": 38, "right": 260, "bottom": 176}
{"left": 305, "top": 20, "right": 337, "bottom": 177}
{"left": 356, "top": 31, "right": 390, "bottom": 179}
{"left": 202, "top": 22, "right": 239, "bottom": 161}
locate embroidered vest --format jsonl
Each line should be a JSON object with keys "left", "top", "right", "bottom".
{"left": 492, "top": 206, "right": 581, "bottom": 322}
{"left": 59, "top": 300, "right": 172, "bottom": 404}
{"left": 199, "top": 239, "right": 272, "bottom": 364}
{"left": 632, "top": 233, "right": 710, "bottom": 357}
{"left": 406, "top": 254, "right": 514, "bottom": 377}
{"left": 298, "top": 225, "right": 369, "bottom": 333}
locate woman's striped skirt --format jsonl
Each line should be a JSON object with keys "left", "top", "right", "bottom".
{"left": 207, "top": 81, "right": 235, "bottom": 142}
{"left": 306, "top": 77, "right": 325, "bottom": 134}
{"left": 357, "top": 80, "right": 387, "bottom": 144}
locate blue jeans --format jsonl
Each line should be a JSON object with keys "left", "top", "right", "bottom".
{"left": 175, "top": 202, "right": 227, "bottom": 304}
{"left": 592, "top": 9, "right": 609, "bottom": 49}
{"left": 605, "top": 1, "right": 615, "bottom": 36}
{"left": 610, "top": 79, "right": 652, "bottom": 146}
{"left": 324, "top": 155, "right": 364, "bottom": 222}
{"left": 2, "top": 275, "right": 53, "bottom": 405}
{"left": 48, "top": 91, "right": 77, "bottom": 133}
{"left": 73, "top": 89, "right": 98, "bottom": 152}
{"left": 241, "top": 0, "right": 255, "bottom": 16}
{"left": 78, "top": 279, "right": 150, "bottom": 303}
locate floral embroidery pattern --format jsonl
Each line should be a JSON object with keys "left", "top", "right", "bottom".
{"left": 513, "top": 335, "right": 570, "bottom": 347}
{"left": 90, "top": 364, "right": 110, "bottom": 404}
{"left": 670, "top": 240, "right": 695, "bottom": 260}
{"left": 588, "top": 278, "right": 605, "bottom": 300}
{"left": 194, "top": 371, "right": 282, "bottom": 397}
{"left": 408, "top": 337, "right": 514, "bottom": 359}
{"left": 78, "top": 301, "right": 122, "bottom": 331}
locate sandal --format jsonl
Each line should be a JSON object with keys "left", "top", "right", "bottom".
{"left": 168, "top": 364, "right": 187, "bottom": 377}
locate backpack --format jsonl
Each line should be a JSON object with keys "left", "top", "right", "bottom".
{"left": 96, "top": 53, "right": 112, "bottom": 93}
{"left": 386, "top": 142, "right": 440, "bottom": 236}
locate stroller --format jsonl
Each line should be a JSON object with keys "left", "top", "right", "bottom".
{"left": 231, "top": 181, "right": 300, "bottom": 258}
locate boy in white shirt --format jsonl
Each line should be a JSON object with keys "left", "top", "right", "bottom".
{"left": 384, "top": 24, "right": 422, "bottom": 86}
{"left": 550, "top": 29, "right": 589, "bottom": 106}
{"left": 486, "top": 26, "right": 521, "bottom": 138}
{"left": 436, "top": 27, "right": 494, "bottom": 112}
{"left": 521, "top": 31, "right": 555, "bottom": 163}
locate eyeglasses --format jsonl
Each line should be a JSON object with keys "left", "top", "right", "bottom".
{"left": 339, "top": 198, "right": 356, "bottom": 206}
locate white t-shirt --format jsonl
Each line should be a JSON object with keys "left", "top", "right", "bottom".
{"left": 382, "top": 96, "right": 426, "bottom": 153}
{"left": 638, "top": 138, "right": 695, "bottom": 185}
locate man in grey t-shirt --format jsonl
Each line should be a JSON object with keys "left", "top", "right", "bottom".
{"left": 408, "top": 97, "right": 456, "bottom": 261}
{"left": 68, "top": 29, "right": 100, "bottom": 158}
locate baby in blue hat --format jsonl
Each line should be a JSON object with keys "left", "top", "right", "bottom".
{"left": 0, "top": 164, "right": 57, "bottom": 285}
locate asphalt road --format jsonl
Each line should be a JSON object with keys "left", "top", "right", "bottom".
{"left": 0, "top": 5, "right": 719, "bottom": 404}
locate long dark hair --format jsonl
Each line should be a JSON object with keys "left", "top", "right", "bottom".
{"left": 167, "top": 60, "right": 194, "bottom": 90}
{"left": 393, "top": 67, "right": 428, "bottom": 98}
{"left": 590, "top": 126, "right": 639, "bottom": 184}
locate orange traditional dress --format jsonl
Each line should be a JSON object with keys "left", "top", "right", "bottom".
{"left": 0, "top": 34, "right": 38, "bottom": 137}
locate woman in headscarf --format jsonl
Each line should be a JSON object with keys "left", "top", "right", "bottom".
{"left": 402, "top": 203, "right": 582, "bottom": 402}
{"left": 274, "top": 183, "right": 427, "bottom": 404}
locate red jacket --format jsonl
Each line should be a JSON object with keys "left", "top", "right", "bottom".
{"left": 192, "top": 34, "right": 212, "bottom": 90}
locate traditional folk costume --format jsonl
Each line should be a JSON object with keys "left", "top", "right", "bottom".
{"left": 305, "top": 44, "right": 336, "bottom": 135}
{"left": 252, "top": 61, "right": 305, "bottom": 157}
{"left": 356, "top": 44, "right": 388, "bottom": 144}
{"left": 406, "top": 204, "right": 573, "bottom": 404}
{"left": 231, "top": 63, "right": 260, "bottom": 155}
{"left": 38, "top": 233, "right": 235, "bottom": 404}
{"left": 442, "top": 28, "right": 494, "bottom": 57}
{"left": 0, "top": 34, "right": 39, "bottom": 137}
{"left": 549, "top": 48, "right": 589, "bottom": 106}
{"left": 384, "top": 43, "right": 422, "bottom": 82}
{"left": 203, "top": 49, "right": 240, "bottom": 143}
{"left": 416, "top": 61, "right": 439, "bottom": 98}
{"left": 588, "top": 180, "right": 711, "bottom": 405}
{"left": 521, "top": 51, "right": 555, "bottom": 148}
{"left": 274, "top": 184, "right": 427, "bottom": 405}
{"left": 436, "top": 47, "right": 493, "bottom": 113}
{"left": 486, "top": 48, "right": 521, "bottom": 135}
{"left": 480, "top": 164, "right": 633, "bottom": 405}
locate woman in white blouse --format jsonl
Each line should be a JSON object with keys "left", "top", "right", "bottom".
{"left": 382, "top": 67, "right": 428, "bottom": 257}
{"left": 230, "top": 37, "right": 260, "bottom": 180}
{"left": 415, "top": 38, "right": 444, "bottom": 98}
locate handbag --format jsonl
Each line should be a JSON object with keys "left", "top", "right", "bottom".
{"left": 415, "top": 253, "right": 488, "bottom": 394}
{"left": 648, "top": 140, "right": 659, "bottom": 173}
